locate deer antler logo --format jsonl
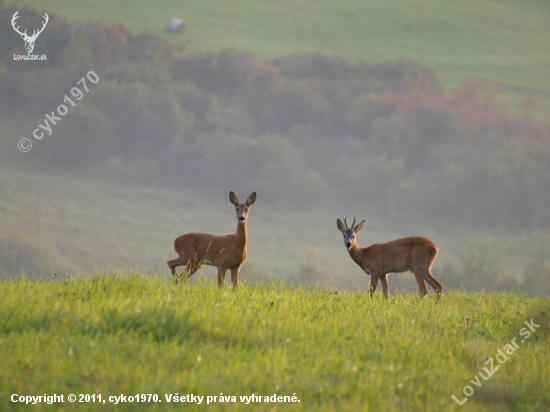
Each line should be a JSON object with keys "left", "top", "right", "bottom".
{"left": 11, "top": 10, "right": 49, "bottom": 54}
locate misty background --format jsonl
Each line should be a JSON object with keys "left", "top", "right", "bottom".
{"left": 1, "top": 1, "right": 549, "bottom": 294}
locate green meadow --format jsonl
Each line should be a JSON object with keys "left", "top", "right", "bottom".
{"left": 0, "top": 274, "right": 548, "bottom": 411}
{"left": 3, "top": 165, "right": 548, "bottom": 291}
{"left": 2, "top": 1, "right": 550, "bottom": 410}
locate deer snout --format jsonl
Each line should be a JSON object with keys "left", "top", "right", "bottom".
{"left": 239, "top": 216, "right": 245, "bottom": 222}
{"left": 345, "top": 241, "right": 351, "bottom": 249}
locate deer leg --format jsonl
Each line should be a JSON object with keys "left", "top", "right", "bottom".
{"left": 414, "top": 273, "right": 428, "bottom": 297}
{"left": 369, "top": 274, "right": 380, "bottom": 297}
{"left": 218, "top": 267, "right": 227, "bottom": 289}
{"left": 417, "top": 269, "right": 443, "bottom": 298}
{"left": 230, "top": 266, "right": 240, "bottom": 291}
{"left": 380, "top": 274, "right": 390, "bottom": 300}
{"left": 167, "top": 257, "right": 181, "bottom": 276}
{"left": 183, "top": 261, "right": 201, "bottom": 282}
{"left": 168, "top": 256, "right": 192, "bottom": 280}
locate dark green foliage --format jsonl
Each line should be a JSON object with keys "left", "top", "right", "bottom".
{"left": 89, "top": 82, "right": 191, "bottom": 159}
{"left": 44, "top": 103, "right": 114, "bottom": 167}
{"left": 0, "top": 64, "right": 92, "bottom": 112}
{"left": 171, "top": 50, "right": 255, "bottom": 97}
{"left": 1, "top": 2, "right": 549, "bottom": 233}
{"left": 123, "top": 32, "right": 184, "bottom": 64}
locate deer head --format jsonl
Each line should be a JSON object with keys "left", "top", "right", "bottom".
{"left": 229, "top": 191, "right": 256, "bottom": 223}
{"left": 12, "top": 11, "right": 49, "bottom": 54}
{"left": 337, "top": 213, "right": 365, "bottom": 250}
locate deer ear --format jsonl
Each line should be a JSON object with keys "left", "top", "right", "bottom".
{"left": 337, "top": 219, "right": 345, "bottom": 233}
{"left": 229, "top": 191, "right": 239, "bottom": 206}
{"left": 354, "top": 220, "right": 365, "bottom": 233}
{"left": 245, "top": 192, "right": 256, "bottom": 206}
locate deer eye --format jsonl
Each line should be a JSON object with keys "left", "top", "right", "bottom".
{"left": 246, "top": 208, "right": 249, "bottom": 212}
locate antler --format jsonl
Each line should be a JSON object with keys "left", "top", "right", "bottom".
{"left": 342, "top": 213, "right": 359, "bottom": 229}
{"left": 11, "top": 11, "right": 26, "bottom": 37}
{"left": 29, "top": 13, "right": 49, "bottom": 40}
{"left": 350, "top": 214, "right": 357, "bottom": 230}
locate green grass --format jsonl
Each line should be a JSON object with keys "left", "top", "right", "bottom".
{"left": 15, "top": 0, "right": 550, "bottom": 113}
{"left": 2, "top": 161, "right": 550, "bottom": 288}
{"left": 0, "top": 273, "right": 549, "bottom": 411}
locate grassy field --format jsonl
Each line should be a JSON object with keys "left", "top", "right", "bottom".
{"left": 3, "top": 163, "right": 550, "bottom": 289}
{"left": 3, "top": 2, "right": 549, "bottom": 410}
{"left": 15, "top": 0, "right": 550, "bottom": 113}
{"left": 0, "top": 273, "right": 548, "bottom": 411}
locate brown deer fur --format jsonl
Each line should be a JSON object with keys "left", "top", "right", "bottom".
{"left": 168, "top": 192, "right": 256, "bottom": 290}
{"left": 337, "top": 214, "right": 442, "bottom": 300}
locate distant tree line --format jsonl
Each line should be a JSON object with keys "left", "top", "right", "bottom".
{"left": 1, "top": 3, "right": 549, "bottom": 235}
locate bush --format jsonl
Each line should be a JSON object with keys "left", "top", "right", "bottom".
{"left": 2, "top": 2, "right": 549, "bottom": 231}
{"left": 171, "top": 50, "right": 259, "bottom": 98}
{"left": 44, "top": 103, "right": 114, "bottom": 167}
{"left": 90, "top": 82, "right": 193, "bottom": 159}
{"left": 0, "top": 65, "right": 89, "bottom": 112}
{"left": 159, "top": 133, "right": 325, "bottom": 206}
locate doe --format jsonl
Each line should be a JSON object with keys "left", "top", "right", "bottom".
{"left": 168, "top": 192, "right": 256, "bottom": 290}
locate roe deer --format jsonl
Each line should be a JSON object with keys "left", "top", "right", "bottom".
{"left": 167, "top": 192, "right": 256, "bottom": 290}
{"left": 336, "top": 214, "right": 442, "bottom": 300}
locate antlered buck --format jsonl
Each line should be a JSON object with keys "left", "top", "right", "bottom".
{"left": 168, "top": 192, "right": 256, "bottom": 289}
{"left": 337, "top": 214, "right": 443, "bottom": 300}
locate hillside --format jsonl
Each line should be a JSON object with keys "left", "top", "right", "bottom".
{"left": 2, "top": 2, "right": 550, "bottom": 411}
{"left": 13, "top": 0, "right": 550, "bottom": 113}
{"left": 0, "top": 166, "right": 452, "bottom": 284}
{"left": 1, "top": 2, "right": 550, "bottom": 292}
{"left": 2, "top": 166, "right": 550, "bottom": 294}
